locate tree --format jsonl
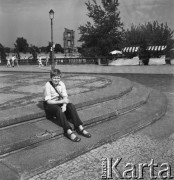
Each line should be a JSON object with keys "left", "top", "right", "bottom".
{"left": 54, "top": 44, "right": 64, "bottom": 53}
{"left": 46, "top": 42, "right": 52, "bottom": 53}
{"left": 123, "top": 21, "right": 174, "bottom": 49}
{"left": 4, "top": 47, "right": 10, "bottom": 54}
{"left": 0, "top": 44, "right": 6, "bottom": 64}
{"left": 40, "top": 46, "right": 47, "bottom": 53}
{"left": 29, "top": 45, "right": 39, "bottom": 60}
{"left": 14, "top": 37, "right": 29, "bottom": 53}
{"left": 78, "top": 0, "right": 124, "bottom": 57}
{"left": 14, "top": 44, "right": 20, "bottom": 60}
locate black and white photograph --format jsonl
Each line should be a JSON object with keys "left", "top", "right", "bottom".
{"left": 0, "top": 0, "right": 174, "bottom": 179}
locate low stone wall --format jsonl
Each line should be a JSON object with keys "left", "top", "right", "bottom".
{"left": 18, "top": 59, "right": 37, "bottom": 65}
{"left": 17, "top": 57, "right": 111, "bottom": 66}
{"left": 55, "top": 57, "right": 98, "bottom": 64}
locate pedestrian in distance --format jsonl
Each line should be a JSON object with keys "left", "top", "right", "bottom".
{"left": 15, "top": 54, "right": 19, "bottom": 67}
{"left": 43, "top": 69, "right": 91, "bottom": 142}
{"left": 38, "top": 56, "right": 44, "bottom": 67}
{"left": 6, "top": 56, "right": 11, "bottom": 67}
{"left": 11, "top": 55, "right": 15, "bottom": 67}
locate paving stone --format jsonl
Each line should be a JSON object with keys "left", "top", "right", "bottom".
{"left": 83, "top": 80, "right": 109, "bottom": 87}
{"left": 0, "top": 119, "right": 62, "bottom": 155}
{"left": 0, "top": 82, "right": 11, "bottom": 88}
{"left": 15, "top": 85, "right": 43, "bottom": 93}
{"left": 0, "top": 163, "right": 19, "bottom": 180}
{"left": 61, "top": 80, "right": 85, "bottom": 87}
{"left": 0, "top": 74, "right": 13, "bottom": 77}
{"left": 68, "top": 76, "right": 97, "bottom": 80}
{"left": 68, "top": 87, "right": 90, "bottom": 95}
{"left": 0, "top": 93, "right": 26, "bottom": 104}
{"left": 0, "top": 105, "right": 44, "bottom": 128}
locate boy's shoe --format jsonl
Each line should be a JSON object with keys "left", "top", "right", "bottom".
{"left": 76, "top": 128, "right": 91, "bottom": 138}
{"left": 64, "top": 132, "right": 81, "bottom": 142}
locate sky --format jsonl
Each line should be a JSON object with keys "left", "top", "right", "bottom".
{"left": 0, "top": 0, "right": 174, "bottom": 48}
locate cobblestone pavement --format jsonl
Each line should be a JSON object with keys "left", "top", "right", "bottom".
{"left": 29, "top": 74, "right": 174, "bottom": 180}
{"left": 30, "top": 113, "right": 174, "bottom": 180}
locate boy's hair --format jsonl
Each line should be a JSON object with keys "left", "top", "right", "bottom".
{"left": 50, "top": 69, "right": 62, "bottom": 78}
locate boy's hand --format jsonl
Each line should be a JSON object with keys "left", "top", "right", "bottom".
{"left": 61, "top": 104, "right": 67, "bottom": 112}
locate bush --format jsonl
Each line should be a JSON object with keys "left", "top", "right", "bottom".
{"left": 142, "top": 58, "right": 149, "bottom": 65}
{"left": 165, "top": 57, "right": 171, "bottom": 65}
{"left": 138, "top": 45, "right": 150, "bottom": 65}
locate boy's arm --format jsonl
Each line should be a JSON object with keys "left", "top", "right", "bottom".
{"left": 61, "top": 82, "right": 69, "bottom": 112}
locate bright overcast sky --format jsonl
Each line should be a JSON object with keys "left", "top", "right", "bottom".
{"left": 0, "top": 0, "right": 173, "bottom": 48}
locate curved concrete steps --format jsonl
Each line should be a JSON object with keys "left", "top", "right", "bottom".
{"left": 0, "top": 75, "right": 168, "bottom": 180}
{"left": 0, "top": 83, "right": 149, "bottom": 156}
{"left": 0, "top": 89, "right": 167, "bottom": 180}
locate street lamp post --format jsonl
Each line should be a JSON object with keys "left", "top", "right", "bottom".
{"left": 49, "top": 9, "right": 55, "bottom": 70}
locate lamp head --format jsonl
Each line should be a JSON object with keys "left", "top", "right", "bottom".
{"left": 49, "top": 9, "right": 54, "bottom": 20}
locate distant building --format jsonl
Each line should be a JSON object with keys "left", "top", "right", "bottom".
{"left": 63, "top": 28, "right": 77, "bottom": 54}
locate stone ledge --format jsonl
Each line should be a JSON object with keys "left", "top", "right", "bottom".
{"left": 0, "top": 84, "right": 148, "bottom": 156}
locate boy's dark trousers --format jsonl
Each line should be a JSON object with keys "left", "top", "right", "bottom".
{"left": 44, "top": 103, "right": 83, "bottom": 132}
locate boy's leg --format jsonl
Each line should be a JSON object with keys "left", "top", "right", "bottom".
{"left": 45, "top": 104, "right": 72, "bottom": 132}
{"left": 65, "top": 103, "right": 91, "bottom": 138}
{"left": 65, "top": 103, "right": 83, "bottom": 129}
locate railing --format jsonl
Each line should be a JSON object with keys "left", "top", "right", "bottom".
{"left": 16, "top": 57, "right": 111, "bottom": 66}
{"left": 56, "top": 57, "right": 111, "bottom": 65}
{"left": 18, "top": 59, "right": 37, "bottom": 65}
{"left": 56, "top": 57, "right": 98, "bottom": 64}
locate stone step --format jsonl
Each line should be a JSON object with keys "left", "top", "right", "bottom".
{"left": 0, "top": 77, "right": 133, "bottom": 128}
{"left": 0, "top": 89, "right": 167, "bottom": 180}
{"left": 0, "top": 84, "right": 148, "bottom": 156}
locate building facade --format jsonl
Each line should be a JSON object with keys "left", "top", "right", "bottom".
{"left": 63, "top": 28, "right": 76, "bottom": 54}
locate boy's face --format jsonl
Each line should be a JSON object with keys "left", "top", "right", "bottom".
{"left": 51, "top": 75, "right": 61, "bottom": 85}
